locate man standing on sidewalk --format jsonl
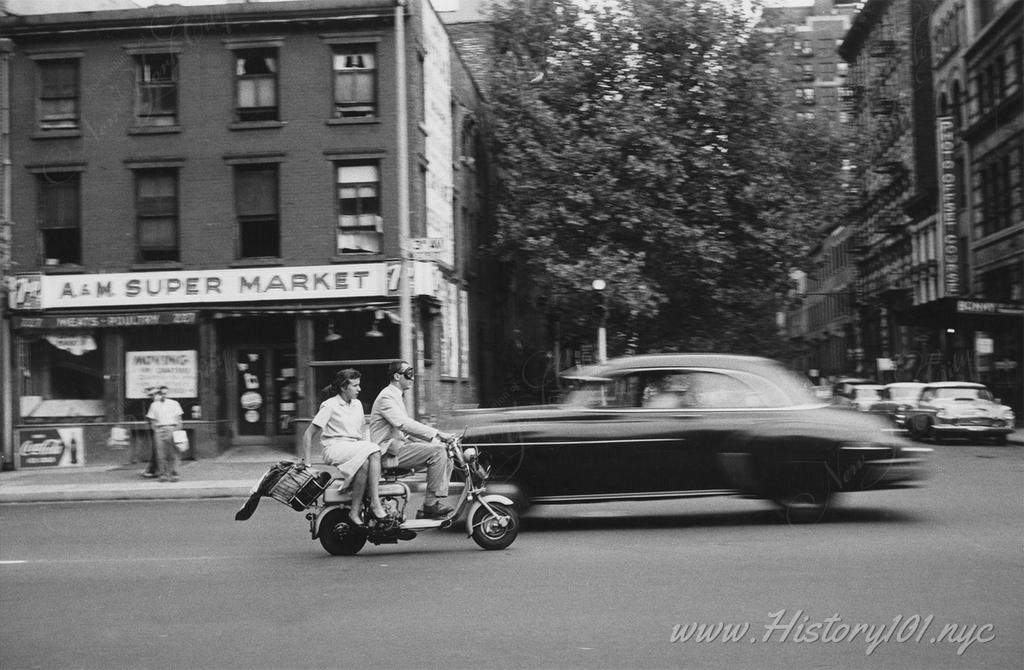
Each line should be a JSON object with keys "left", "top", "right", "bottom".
{"left": 369, "top": 361, "right": 455, "bottom": 519}
{"left": 146, "top": 385, "right": 184, "bottom": 482}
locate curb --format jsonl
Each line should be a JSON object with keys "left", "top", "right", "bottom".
{"left": 0, "top": 475, "right": 440, "bottom": 504}
{"left": 0, "top": 480, "right": 255, "bottom": 504}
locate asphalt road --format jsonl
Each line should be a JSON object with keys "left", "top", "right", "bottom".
{"left": 1, "top": 443, "right": 1021, "bottom": 670}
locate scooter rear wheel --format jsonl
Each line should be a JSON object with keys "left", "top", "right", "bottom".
{"left": 318, "top": 508, "right": 367, "bottom": 556}
{"left": 470, "top": 502, "right": 518, "bottom": 550}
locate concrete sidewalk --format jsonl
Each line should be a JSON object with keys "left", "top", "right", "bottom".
{"left": 2, "top": 430, "right": 1021, "bottom": 504}
{"left": 0, "top": 445, "right": 293, "bottom": 503}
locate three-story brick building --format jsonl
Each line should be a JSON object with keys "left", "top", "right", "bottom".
{"left": 0, "top": 0, "right": 500, "bottom": 467}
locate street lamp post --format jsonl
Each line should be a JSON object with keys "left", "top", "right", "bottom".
{"left": 592, "top": 279, "right": 607, "bottom": 363}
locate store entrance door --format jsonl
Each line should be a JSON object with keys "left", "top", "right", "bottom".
{"left": 234, "top": 348, "right": 298, "bottom": 445}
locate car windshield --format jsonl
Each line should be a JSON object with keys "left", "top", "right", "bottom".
{"left": 932, "top": 387, "right": 993, "bottom": 401}
{"left": 854, "top": 387, "right": 883, "bottom": 400}
{"left": 887, "top": 386, "right": 922, "bottom": 401}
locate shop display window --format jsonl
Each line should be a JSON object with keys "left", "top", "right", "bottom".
{"left": 20, "top": 333, "right": 104, "bottom": 422}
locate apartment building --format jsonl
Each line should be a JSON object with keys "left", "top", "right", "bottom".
{"left": 0, "top": 0, "right": 498, "bottom": 467}
{"left": 786, "top": 0, "right": 1021, "bottom": 415}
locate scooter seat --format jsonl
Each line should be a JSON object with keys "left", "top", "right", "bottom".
{"left": 382, "top": 466, "right": 413, "bottom": 479}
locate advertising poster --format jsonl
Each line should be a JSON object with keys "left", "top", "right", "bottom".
{"left": 17, "top": 427, "right": 86, "bottom": 468}
{"left": 125, "top": 350, "right": 198, "bottom": 398}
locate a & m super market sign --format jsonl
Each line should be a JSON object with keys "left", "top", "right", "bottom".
{"left": 8, "top": 264, "right": 392, "bottom": 310}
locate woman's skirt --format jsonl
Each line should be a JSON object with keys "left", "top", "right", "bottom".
{"left": 321, "top": 437, "right": 381, "bottom": 486}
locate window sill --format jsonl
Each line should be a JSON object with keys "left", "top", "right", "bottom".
{"left": 129, "top": 124, "right": 182, "bottom": 135}
{"left": 31, "top": 129, "right": 82, "bottom": 140}
{"left": 228, "top": 121, "right": 285, "bottom": 131}
{"left": 130, "top": 261, "right": 183, "bottom": 271}
{"left": 229, "top": 257, "right": 282, "bottom": 267}
{"left": 331, "top": 253, "right": 382, "bottom": 262}
{"left": 40, "top": 263, "right": 85, "bottom": 274}
{"left": 325, "top": 117, "right": 379, "bottom": 127}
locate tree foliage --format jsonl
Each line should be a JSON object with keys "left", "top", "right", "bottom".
{"left": 486, "top": 0, "right": 848, "bottom": 357}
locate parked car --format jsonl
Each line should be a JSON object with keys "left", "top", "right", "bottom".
{"left": 833, "top": 384, "right": 886, "bottom": 412}
{"left": 447, "top": 354, "right": 931, "bottom": 523}
{"left": 831, "top": 377, "right": 875, "bottom": 402}
{"left": 868, "top": 382, "right": 928, "bottom": 428}
{"left": 905, "top": 381, "right": 1015, "bottom": 445}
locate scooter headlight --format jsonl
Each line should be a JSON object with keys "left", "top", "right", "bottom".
{"left": 462, "top": 447, "right": 478, "bottom": 462}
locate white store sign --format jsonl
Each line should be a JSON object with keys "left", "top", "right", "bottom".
{"left": 126, "top": 350, "right": 198, "bottom": 399}
{"left": 10, "top": 264, "right": 387, "bottom": 310}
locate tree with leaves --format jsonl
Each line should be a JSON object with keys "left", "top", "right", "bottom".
{"left": 486, "top": 0, "right": 848, "bottom": 358}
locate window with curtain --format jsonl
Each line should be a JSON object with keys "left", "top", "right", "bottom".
{"left": 38, "top": 58, "right": 79, "bottom": 130}
{"left": 136, "top": 52, "right": 178, "bottom": 125}
{"left": 136, "top": 169, "right": 179, "bottom": 261}
{"left": 336, "top": 163, "right": 382, "bottom": 254}
{"left": 37, "top": 172, "right": 81, "bottom": 265}
{"left": 333, "top": 47, "right": 376, "bottom": 118}
{"left": 235, "top": 164, "right": 280, "bottom": 258}
{"left": 235, "top": 48, "right": 278, "bottom": 121}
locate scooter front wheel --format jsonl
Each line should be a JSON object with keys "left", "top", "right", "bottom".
{"left": 470, "top": 502, "right": 518, "bottom": 550}
{"left": 318, "top": 508, "right": 367, "bottom": 556}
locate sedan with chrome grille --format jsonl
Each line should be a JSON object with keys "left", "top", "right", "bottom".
{"left": 905, "top": 381, "right": 1015, "bottom": 445}
{"left": 447, "top": 354, "right": 932, "bottom": 523}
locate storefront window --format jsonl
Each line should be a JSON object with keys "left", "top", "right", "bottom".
{"left": 124, "top": 327, "right": 200, "bottom": 422}
{"left": 20, "top": 332, "right": 104, "bottom": 422}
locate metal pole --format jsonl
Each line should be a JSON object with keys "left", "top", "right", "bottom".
{"left": 395, "top": 0, "right": 414, "bottom": 412}
{"left": 0, "top": 39, "right": 12, "bottom": 465}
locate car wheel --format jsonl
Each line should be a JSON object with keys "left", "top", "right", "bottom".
{"left": 770, "top": 464, "right": 834, "bottom": 525}
{"left": 929, "top": 423, "right": 944, "bottom": 445}
{"left": 992, "top": 435, "right": 1007, "bottom": 446}
{"left": 773, "top": 489, "right": 834, "bottom": 524}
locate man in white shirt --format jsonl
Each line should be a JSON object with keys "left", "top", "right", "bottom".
{"left": 369, "top": 361, "right": 455, "bottom": 519}
{"left": 146, "top": 385, "right": 184, "bottom": 482}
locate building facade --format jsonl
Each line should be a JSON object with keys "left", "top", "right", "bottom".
{"left": 786, "top": 0, "right": 1022, "bottom": 416}
{"left": 0, "top": 0, "right": 498, "bottom": 468}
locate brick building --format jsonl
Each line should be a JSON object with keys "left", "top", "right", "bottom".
{"left": 0, "top": 0, "right": 500, "bottom": 467}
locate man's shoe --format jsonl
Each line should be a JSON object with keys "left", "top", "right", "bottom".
{"left": 141, "top": 472, "right": 157, "bottom": 479}
{"left": 417, "top": 501, "right": 454, "bottom": 519}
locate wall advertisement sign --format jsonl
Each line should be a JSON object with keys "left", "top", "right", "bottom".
{"left": 17, "top": 427, "right": 85, "bottom": 468}
{"left": 936, "top": 117, "right": 959, "bottom": 296}
{"left": 422, "top": 4, "right": 455, "bottom": 267}
{"left": 125, "top": 350, "right": 198, "bottom": 399}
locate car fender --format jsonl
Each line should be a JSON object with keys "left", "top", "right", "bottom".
{"left": 465, "top": 494, "right": 516, "bottom": 536}
{"left": 312, "top": 504, "right": 345, "bottom": 538}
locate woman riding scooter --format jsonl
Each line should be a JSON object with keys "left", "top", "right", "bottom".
{"left": 302, "top": 369, "right": 389, "bottom": 526}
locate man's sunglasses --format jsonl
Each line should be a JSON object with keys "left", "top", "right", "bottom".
{"left": 400, "top": 368, "right": 415, "bottom": 380}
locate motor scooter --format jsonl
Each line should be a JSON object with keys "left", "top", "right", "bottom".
{"left": 235, "top": 432, "right": 519, "bottom": 555}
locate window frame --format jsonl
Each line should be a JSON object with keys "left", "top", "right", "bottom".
{"left": 335, "top": 161, "right": 383, "bottom": 255}
{"left": 33, "top": 55, "right": 81, "bottom": 132}
{"left": 35, "top": 170, "right": 83, "bottom": 266}
{"left": 133, "top": 50, "right": 180, "bottom": 127}
{"left": 331, "top": 45, "right": 378, "bottom": 119}
{"left": 133, "top": 167, "right": 181, "bottom": 262}
{"left": 233, "top": 162, "right": 281, "bottom": 259}
{"left": 232, "top": 46, "right": 280, "bottom": 122}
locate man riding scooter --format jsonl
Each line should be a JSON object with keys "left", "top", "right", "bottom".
{"left": 369, "top": 360, "right": 456, "bottom": 520}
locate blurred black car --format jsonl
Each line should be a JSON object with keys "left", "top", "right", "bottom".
{"left": 449, "top": 355, "right": 931, "bottom": 522}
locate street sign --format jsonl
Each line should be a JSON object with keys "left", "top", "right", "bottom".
{"left": 407, "top": 237, "right": 445, "bottom": 260}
